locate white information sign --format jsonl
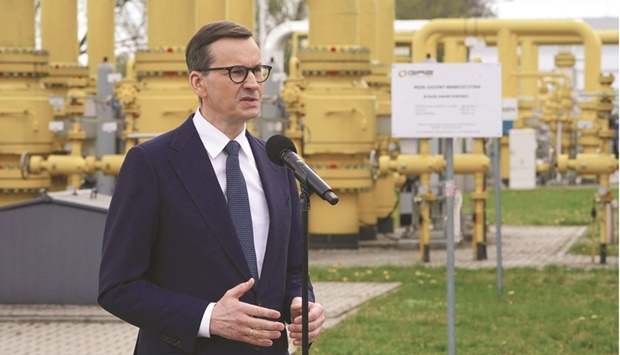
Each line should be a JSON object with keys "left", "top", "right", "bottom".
{"left": 391, "top": 63, "right": 502, "bottom": 138}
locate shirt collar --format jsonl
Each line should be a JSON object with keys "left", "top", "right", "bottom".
{"left": 192, "top": 108, "right": 251, "bottom": 159}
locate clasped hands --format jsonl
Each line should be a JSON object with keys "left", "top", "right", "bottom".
{"left": 210, "top": 278, "right": 325, "bottom": 347}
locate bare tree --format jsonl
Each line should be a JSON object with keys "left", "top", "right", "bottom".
{"left": 395, "top": 0, "right": 496, "bottom": 19}
{"left": 264, "top": 0, "right": 308, "bottom": 28}
{"left": 114, "top": 0, "right": 147, "bottom": 57}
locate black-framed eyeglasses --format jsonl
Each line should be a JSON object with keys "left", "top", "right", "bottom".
{"left": 197, "top": 65, "right": 272, "bottom": 84}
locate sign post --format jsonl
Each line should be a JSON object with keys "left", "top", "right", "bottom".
{"left": 392, "top": 63, "right": 502, "bottom": 355}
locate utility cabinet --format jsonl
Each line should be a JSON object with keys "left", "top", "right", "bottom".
{"left": 0, "top": 190, "right": 110, "bottom": 304}
{"left": 509, "top": 128, "right": 537, "bottom": 189}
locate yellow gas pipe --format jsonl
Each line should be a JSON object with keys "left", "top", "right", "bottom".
{"left": 412, "top": 27, "right": 493, "bottom": 260}
{"left": 30, "top": 0, "right": 92, "bottom": 193}
{"left": 40, "top": 0, "right": 88, "bottom": 91}
{"left": 413, "top": 19, "right": 603, "bottom": 185}
{"left": 379, "top": 141, "right": 490, "bottom": 260}
{"left": 292, "top": 0, "right": 376, "bottom": 248}
{"left": 0, "top": 0, "right": 56, "bottom": 206}
{"left": 468, "top": 139, "right": 489, "bottom": 259}
{"left": 380, "top": 142, "right": 491, "bottom": 258}
{"left": 359, "top": 0, "right": 397, "bottom": 237}
{"left": 513, "top": 71, "right": 574, "bottom": 174}
{"left": 413, "top": 19, "right": 602, "bottom": 92}
{"left": 87, "top": 0, "right": 115, "bottom": 84}
{"left": 356, "top": 0, "right": 381, "bottom": 239}
{"left": 418, "top": 139, "right": 437, "bottom": 260}
{"left": 556, "top": 74, "right": 618, "bottom": 263}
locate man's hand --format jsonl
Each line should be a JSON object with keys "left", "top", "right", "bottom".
{"left": 210, "top": 279, "right": 284, "bottom": 347}
{"left": 288, "top": 297, "right": 325, "bottom": 346}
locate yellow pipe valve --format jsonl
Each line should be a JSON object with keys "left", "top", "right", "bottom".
{"left": 29, "top": 155, "right": 87, "bottom": 175}
{"left": 557, "top": 154, "right": 619, "bottom": 174}
{"left": 393, "top": 172, "right": 407, "bottom": 189}
{"left": 379, "top": 154, "right": 445, "bottom": 176}
{"left": 453, "top": 154, "right": 490, "bottom": 174}
{"left": 28, "top": 156, "right": 45, "bottom": 174}
{"left": 97, "top": 155, "right": 126, "bottom": 176}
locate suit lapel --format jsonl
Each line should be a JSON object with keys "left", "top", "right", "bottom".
{"left": 168, "top": 117, "right": 253, "bottom": 282}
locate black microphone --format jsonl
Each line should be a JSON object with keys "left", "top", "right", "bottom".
{"left": 266, "top": 135, "right": 339, "bottom": 205}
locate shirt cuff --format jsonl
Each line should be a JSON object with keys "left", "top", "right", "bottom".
{"left": 197, "top": 302, "right": 216, "bottom": 338}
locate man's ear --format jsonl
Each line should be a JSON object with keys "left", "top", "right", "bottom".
{"left": 189, "top": 71, "right": 207, "bottom": 97}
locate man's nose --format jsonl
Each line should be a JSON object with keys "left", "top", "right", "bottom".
{"left": 243, "top": 71, "right": 261, "bottom": 88}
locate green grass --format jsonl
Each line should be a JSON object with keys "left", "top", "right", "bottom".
{"left": 462, "top": 186, "right": 619, "bottom": 256}
{"left": 309, "top": 265, "right": 619, "bottom": 355}
{"left": 463, "top": 186, "right": 618, "bottom": 226}
{"left": 571, "top": 225, "right": 619, "bottom": 257}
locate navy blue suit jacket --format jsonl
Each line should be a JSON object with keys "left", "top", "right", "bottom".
{"left": 98, "top": 115, "right": 313, "bottom": 354}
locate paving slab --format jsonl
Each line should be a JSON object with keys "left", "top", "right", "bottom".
{"left": 0, "top": 282, "right": 401, "bottom": 355}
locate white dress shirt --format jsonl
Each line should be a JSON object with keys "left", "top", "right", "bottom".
{"left": 192, "top": 109, "right": 270, "bottom": 338}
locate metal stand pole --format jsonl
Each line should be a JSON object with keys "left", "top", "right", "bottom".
{"left": 494, "top": 138, "right": 503, "bottom": 298}
{"left": 445, "top": 138, "right": 455, "bottom": 355}
{"left": 300, "top": 188, "right": 311, "bottom": 355}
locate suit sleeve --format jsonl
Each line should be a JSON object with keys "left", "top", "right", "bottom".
{"left": 98, "top": 145, "right": 208, "bottom": 353}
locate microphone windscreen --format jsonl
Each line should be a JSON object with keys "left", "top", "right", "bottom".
{"left": 266, "top": 135, "right": 297, "bottom": 166}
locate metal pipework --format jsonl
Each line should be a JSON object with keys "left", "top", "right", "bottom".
{"left": 359, "top": 0, "right": 396, "bottom": 238}
{"left": 40, "top": 0, "right": 78, "bottom": 63}
{"left": 378, "top": 142, "right": 491, "bottom": 260}
{"left": 29, "top": 155, "right": 87, "bottom": 183}
{"left": 541, "top": 78, "right": 575, "bottom": 159}
{"left": 469, "top": 139, "right": 488, "bottom": 260}
{"left": 291, "top": 0, "right": 377, "bottom": 248}
{"left": 40, "top": 0, "right": 89, "bottom": 91}
{"left": 28, "top": 154, "right": 124, "bottom": 177}
{"left": 556, "top": 154, "right": 618, "bottom": 175}
{"left": 0, "top": 0, "right": 35, "bottom": 46}
{"left": 378, "top": 153, "right": 445, "bottom": 176}
{"left": 90, "top": 155, "right": 125, "bottom": 175}
{"left": 361, "top": 1, "right": 393, "bottom": 239}
{"left": 453, "top": 153, "right": 490, "bottom": 174}
{"left": 593, "top": 74, "right": 617, "bottom": 264}
{"left": 126, "top": 0, "right": 257, "bottom": 139}
{"left": 87, "top": 0, "right": 115, "bottom": 81}
{"left": 196, "top": 0, "right": 254, "bottom": 30}
{"left": 412, "top": 19, "right": 602, "bottom": 93}
{"left": 556, "top": 74, "right": 619, "bottom": 263}
{"left": 556, "top": 152, "right": 618, "bottom": 264}
{"left": 413, "top": 20, "right": 602, "bottom": 184}
{"left": 513, "top": 71, "right": 575, "bottom": 176}
{"left": 418, "top": 28, "right": 491, "bottom": 261}
{"left": 0, "top": 0, "right": 57, "bottom": 205}
{"left": 127, "top": 0, "right": 198, "bottom": 139}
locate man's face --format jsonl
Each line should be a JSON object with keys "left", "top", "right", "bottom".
{"left": 199, "top": 37, "right": 264, "bottom": 128}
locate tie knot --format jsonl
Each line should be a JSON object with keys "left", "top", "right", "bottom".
{"left": 224, "top": 140, "right": 241, "bottom": 156}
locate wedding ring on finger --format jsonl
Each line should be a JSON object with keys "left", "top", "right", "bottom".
{"left": 248, "top": 328, "right": 254, "bottom": 337}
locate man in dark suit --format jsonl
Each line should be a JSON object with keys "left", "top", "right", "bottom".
{"left": 98, "top": 20, "right": 325, "bottom": 354}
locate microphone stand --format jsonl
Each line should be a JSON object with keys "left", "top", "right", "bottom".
{"left": 299, "top": 186, "right": 311, "bottom": 355}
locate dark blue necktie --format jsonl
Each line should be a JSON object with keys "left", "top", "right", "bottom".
{"left": 224, "top": 140, "right": 259, "bottom": 281}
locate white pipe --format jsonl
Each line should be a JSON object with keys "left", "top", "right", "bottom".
{"left": 262, "top": 21, "right": 308, "bottom": 70}
{"left": 258, "top": 0, "right": 267, "bottom": 48}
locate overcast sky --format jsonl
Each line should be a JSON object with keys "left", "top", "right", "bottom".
{"left": 492, "top": 0, "right": 619, "bottom": 19}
